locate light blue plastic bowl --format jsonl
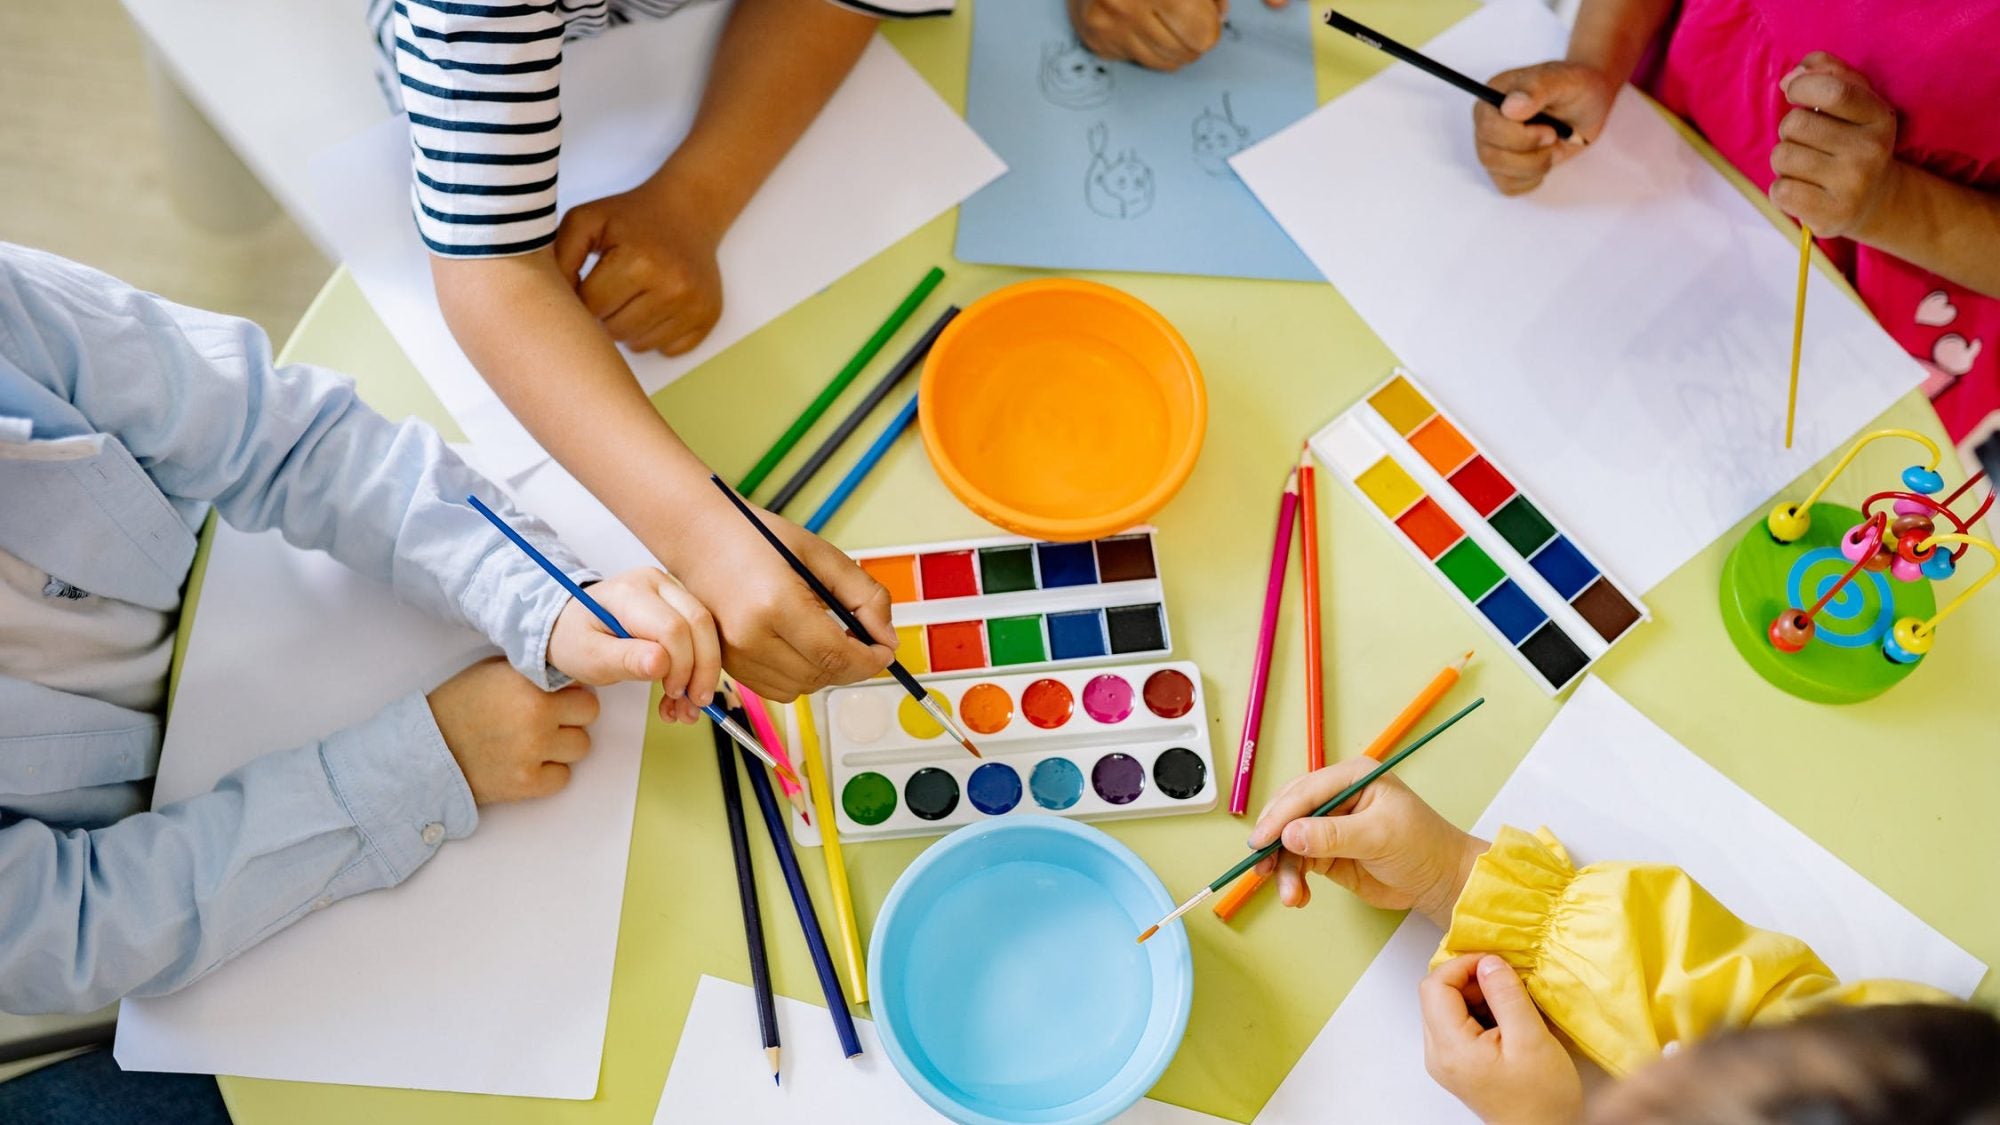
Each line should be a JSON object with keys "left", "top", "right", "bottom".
{"left": 868, "top": 817, "right": 1193, "bottom": 1125}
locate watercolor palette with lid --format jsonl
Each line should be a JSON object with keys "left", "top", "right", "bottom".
{"left": 1311, "top": 370, "right": 1647, "bottom": 694}
{"left": 851, "top": 530, "right": 1170, "bottom": 676}
{"left": 810, "top": 660, "right": 1216, "bottom": 841}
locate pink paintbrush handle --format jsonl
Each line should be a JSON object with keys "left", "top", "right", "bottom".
{"left": 1231, "top": 486, "right": 1299, "bottom": 815}
{"left": 734, "top": 683, "right": 807, "bottom": 805}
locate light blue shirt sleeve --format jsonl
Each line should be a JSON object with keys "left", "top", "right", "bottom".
{"left": 0, "top": 244, "right": 597, "bottom": 1013}
{"left": 1, "top": 244, "right": 593, "bottom": 686}
{"left": 0, "top": 695, "right": 476, "bottom": 1014}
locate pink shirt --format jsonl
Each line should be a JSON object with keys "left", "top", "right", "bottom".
{"left": 1644, "top": 0, "right": 2000, "bottom": 472}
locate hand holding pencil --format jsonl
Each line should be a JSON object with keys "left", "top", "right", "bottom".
{"left": 1473, "top": 61, "right": 1618, "bottom": 195}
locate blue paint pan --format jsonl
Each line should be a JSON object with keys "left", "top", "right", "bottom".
{"left": 869, "top": 818, "right": 1192, "bottom": 1124}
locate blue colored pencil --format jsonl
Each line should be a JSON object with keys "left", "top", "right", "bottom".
{"left": 803, "top": 392, "right": 921, "bottom": 534}
{"left": 462, "top": 493, "right": 800, "bottom": 791}
{"left": 732, "top": 708, "right": 864, "bottom": 1059}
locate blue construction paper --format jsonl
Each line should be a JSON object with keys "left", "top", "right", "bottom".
{"left": 957, "top": 0, "right": 1320, "bottom": 281}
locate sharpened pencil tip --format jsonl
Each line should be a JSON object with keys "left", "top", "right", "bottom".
{"left": 1136, "top": 925, "right": 1159, "bottom": 945}
{"left": 1455, "top": 650, "right": 1474, "bottom": 671}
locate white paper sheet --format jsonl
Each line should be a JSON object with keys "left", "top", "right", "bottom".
{"left": 656, "top": 976, "right": 1234, "bottom": 1124}
{"left": 1252, "top": 677, "right": 1986, "bottom": 1123}
{"left": 114, "top": 460, "right": 648, "bottom": 1099}
{"left": 1231, "top": 0, "right": 1924, "bottom": 593}
{"left": 310, "top": 3, "right": 1005, "bottom": 480}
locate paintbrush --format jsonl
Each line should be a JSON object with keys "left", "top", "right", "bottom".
{"left": 1139, "top": 697, "right": 1484, "bottom": 943}
{"left": 465, "top": 493, "right": 806, "bottom": 801}
{"left": 707, "top": 475, "right": 982, "bottom": 759}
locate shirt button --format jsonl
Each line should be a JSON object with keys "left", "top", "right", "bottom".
{"left": 421, "top": 822, "right": 445, "bottom": 847}
{"left": 311, "top": 896, "right": 332, "bottom": 912}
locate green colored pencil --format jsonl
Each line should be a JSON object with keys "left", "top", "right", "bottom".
{"left": 1137, "top": 697, "right": 1485, "bottom": 943}
{"left": 736, "top": 266, "right": 945, "bottom": 497}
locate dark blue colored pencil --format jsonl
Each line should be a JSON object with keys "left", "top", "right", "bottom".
{"left": 710, "top": 720, "right": 782, "bottom": 1084}
{"left": 733, "top": 708, "right": 863, "bottom": 1059}
{"left": 803, "top": 392, "right": 920, "bottom": 535}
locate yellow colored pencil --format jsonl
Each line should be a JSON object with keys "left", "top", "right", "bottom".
{"left": 797, "top": 697, "right": 867, "bottom": 1004}
{"left": 1786, "top": 223, "right": 1812, "bottom": 450}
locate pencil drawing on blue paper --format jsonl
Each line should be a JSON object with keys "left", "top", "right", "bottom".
{"left": 959, "top": 0, "right": 1319, "bottom": 281}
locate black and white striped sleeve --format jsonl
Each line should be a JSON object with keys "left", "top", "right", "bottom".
{"left": 391, "top": 0, "right": 570, "bottom": 258}
{"left": 819, "top": 0, "right": 956, "bottom": 18}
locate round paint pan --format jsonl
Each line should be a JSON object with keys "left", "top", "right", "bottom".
{"left": 869, "top": 818, "right": 1193, "bottom": 1125}
{"left": 920, "top": 279, "right": 1207, "bottom": 542}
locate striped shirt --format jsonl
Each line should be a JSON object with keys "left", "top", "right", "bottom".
{"left": 369, "top": 0, "right": 954, "bottom": 259}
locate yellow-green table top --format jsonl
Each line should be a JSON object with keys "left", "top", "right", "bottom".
{"left": 214, "top": 3, "right": 2000, "bottom": 1121}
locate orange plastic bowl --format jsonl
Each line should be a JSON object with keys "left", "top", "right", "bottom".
{"left": 919, "top": 279, "right": 1207, "bottom": 542}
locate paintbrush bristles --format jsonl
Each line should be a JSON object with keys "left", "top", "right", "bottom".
{"left": 1137, "top": 886, "right": 1214, "bottom": 945}
{"left": 924, "top": 696, "right": 982, "bottom": 758}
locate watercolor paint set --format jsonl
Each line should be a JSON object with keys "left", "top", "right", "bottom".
{"left": 1311, "top": 370, "right": 1647, "bottom": 693}
{"left": 851, "top": 531, "right": 1171, "bottom": 676}
{"left": 801, "top": 660, "right": 1216, "bottom": 842}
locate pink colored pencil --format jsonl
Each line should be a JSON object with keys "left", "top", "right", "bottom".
{"left": 1230, "top": 470, "right": 1300, "bottom": 816}
{"left": 733, "top": 682, "right": 810, "bottom": 823}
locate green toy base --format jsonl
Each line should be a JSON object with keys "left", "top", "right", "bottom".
{"left": 1719, "top": 502, "right": 1937, "bottom": 704}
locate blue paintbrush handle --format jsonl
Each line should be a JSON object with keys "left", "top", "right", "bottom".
{"left": 463, "top": 494, "right": 782, "bottom": 773}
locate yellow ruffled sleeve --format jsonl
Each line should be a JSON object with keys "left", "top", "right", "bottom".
{"left": 1429, "top": 826, "right": 1949, "bottom": 1077}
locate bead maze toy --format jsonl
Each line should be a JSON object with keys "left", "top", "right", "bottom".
{"left": 1720, "top": 429, "right": 1996, "bottom": 703}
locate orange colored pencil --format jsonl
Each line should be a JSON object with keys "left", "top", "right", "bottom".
{"left": 1357, "top": 652, "right": 1473, "bottom": 763}
{"left": 1300, "top": 449, "right": 1325, "bottom": 772}
{"left": 1213, "top": 651, "right": 1476, "bottom": 922}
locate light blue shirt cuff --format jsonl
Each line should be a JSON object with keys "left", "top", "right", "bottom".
{"left": 319, "top": 692, "right": 478, "bottom": 888}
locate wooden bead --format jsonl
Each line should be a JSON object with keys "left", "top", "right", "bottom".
{"left": 1861, "top": 546, "right": 1893, "bottom": 573}
{"left": 1890, "top": 513, "right": 1935, "bottom": 540}
{"left": 1922, "top": 552, "right": 1957, "bottom": 580}
{"left": 1902, "top": 465, "right": 1945, "bottom": 494}
{"left": 1840, "top": 524, "right": 1876, "bottom": 562}
{"left": 1766, "top": 503, "right": 1811, "bottom": 543}
{"left": 1768, "top": 610, "right": 1815, "bottom": 653}
{"left": 1891, "top": 554, "right": 1925, "bottom": 583}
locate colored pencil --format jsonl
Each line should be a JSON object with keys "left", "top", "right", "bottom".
{"left": 768, "top": 306, "right": 959, "bottom": 516}
{"left": 1358, "top": 651, "right": 1474, "bottom": 762}
{"left": 804, "top": 392, "right": 920, "bottom": 535}
{"left": 797, "top": 696, "right": 867, "bottom": 1003}
{"left": 734, "top": 682, "right": 809, "bottom": 824}
{"left": 1213, "top": 650, "right": 1474, "bottom": 922}
{"left": 735, "top": 708, "right": 864, "bottom": 1059}
{"left": 1785, "top": 224, "right": 1812, "bottom": 449}
{"left": 709, "top": 719, "right": 781, "bottom": 1084}
{"left": 463, "top": 494, "right": 802, "bottom": 793}
{"left": 737, "top": 267, "right": 944, "bottom": 497}
{"left": 708, "top": 475, "right": 983, "bottom": 759}
{"left": 1322, "top": 8, "right": 1581, "bottom": 143}
{"left": 1141, "top": 698, "right": 1485, "bottom": 943}
{"left": 1300, "top": 450, "right": 1325, "bottom": 772}
{"left": 1229, "top": 470, "right": 1300, "bottom": 816}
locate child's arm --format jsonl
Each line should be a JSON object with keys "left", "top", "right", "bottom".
{"left": 1774, "top": 54, "right": 2000, "bottom": 298}
{"left": 0, "top": 247, "right": 591, "bottom": 693}
{"left": 1430, "top": 826, "right": 1952, "bottom": 1079}
{"left": 1471, "top": 0, "right": 1676, "bottom": 194}
{"left": 547, "top": 0, "right": 879, "bottom": 355}
{"left": 0, "top": 661, "right": 587, "bottom": 1014}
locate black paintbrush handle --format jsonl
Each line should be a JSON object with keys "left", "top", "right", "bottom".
{"left": 767, "top": 306, "right": 960, "bottom": 515}
{"left": 1322, "top": 8, "right": 1576, "bottom": 140}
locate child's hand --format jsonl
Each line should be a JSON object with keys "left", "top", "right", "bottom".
{"left": 1067, "top": 0, "right": 1238, "bottom": 72}
{"left": 1422, "top": 955, "right": 1583, "bottom": 1125}
{"left": 546, "top": 568, "right": 723, "bottom": 726}
{"left": 1473, "top": 62, "right": 1618, "bottom": 195}
{"left": 1772, "top": 53, "right": 1902, "bottom": 241}
{"left": 670, "top": 501, "right": 894, "bottom": 704}
{"left": 554, "top": 175, "right": 725, "bottom": 358}
{"left": 1247, "top": 755, "right": 1487, "bottom": 927}
{"left": 427, "top": 657, "right": 598, "bottom": 804}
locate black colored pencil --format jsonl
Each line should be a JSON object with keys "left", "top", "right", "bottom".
{"left": 733, "top": 709, "right": 864, "bottom": 1059}
{"left": 708, "top": 475, "right": 983, "bottom": 759}
{"left": 710, "top": 720, "right": 781, "bottom": 1084}
{"left": 1322, "top": 8, "right": 1581, "bottom": 142}
{"left": 766, "top": 306, "right": 961, "bottom": 516}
